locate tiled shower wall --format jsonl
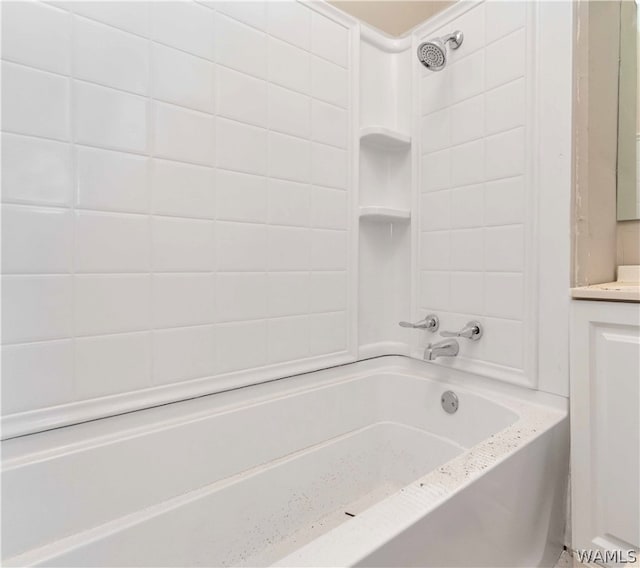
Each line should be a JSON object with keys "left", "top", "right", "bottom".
{"left": 417, "top": 2, "right": 531, "bottom": 379}
{"left": 1, "top": 1, "right": 352, "bottom": 418}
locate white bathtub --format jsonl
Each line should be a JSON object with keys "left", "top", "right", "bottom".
{"left": 2, "top": 356, "right": 568, "bottom": 567}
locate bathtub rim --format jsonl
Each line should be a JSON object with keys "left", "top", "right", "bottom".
{"left": 2, "top": 355, "right": 566, "bottom": 466}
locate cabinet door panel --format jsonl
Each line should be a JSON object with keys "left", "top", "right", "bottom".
{"left": 571, "top": 301, "right": 640, "bottom": 556}
{"left": 594, "top": 327, "right": 640, "bottom": 548}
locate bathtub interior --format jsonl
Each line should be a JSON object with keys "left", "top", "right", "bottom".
{"left": 3, "top": 361, "right": 531, "bottom": 567}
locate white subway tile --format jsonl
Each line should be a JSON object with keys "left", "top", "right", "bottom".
{"left": 486, "top": 29, "right": 526, "bottom": 90}
{"left": 485, "top": 127, "right": 525, "bottom": 180}
{"left": 152, "top": 274, "right": 215, "bottom": 328}
{"left": 484, "top": 225, "right": 524, "bottom": 272}
{"left": 486, "top": 1, "right": 526, "bottom": 44}
{"left": 420, "top": 190, "right": 450, "bottom": 232}
{"left": 73, "top": 1, "right": 149, "bottom": 36}
{"left": 485, "top": 273, "right": 524, "bottom": 320}
{"left": 75, "top": 211, "right": 149, "bottom": 273}
{"left": 1, "top": 134, "right": 73, "bottom": 206}
{"left": 268, "top": 84, "right": 311, "bottom": 139}
{"left": 75, "top": 275, "right": 150, "bottom": 336}
{"left": 267, "top": 1, "right": 311, "bottom": 50}
{"left": 153, "top": 325, "right": 216, "bottom": 384}
{"left": 1, "top": 1, "right": 71, "bottom": 74}
{"left": 154, "top": 103, "right": 215, "bottom": 166}
{"left": 2, "top": 276, "right": 72, "bottom": 343}
{"left": 309, "top": 272, "right": 346, "bottom": 313}
{"left": 311, "top": 100, "right": 348, "bottom": 148}
{"left": 268, "top": 272, "right": 310, "bottom": 317}
{"left": 311, "top": 187, "right": 347, "bottom": 229}
{"left": 74, "top": 16, "right": 148, "bottom": 95}
{"left": 2, "top": 62, "right": 70, "bottom": 141}
{"left": 267, "top": 179, "right": 310, "bottom": 227}
{"left": 485, "top": 78, "right": 525, "bottom": 136}
{"left": 77, "top": 147, "right": 149, "bottom": 214}
{"left": 268, "top": 315, "right": 309, "bottom": 363}
{"left": 450, "top": 184, "right": 484, "bottom": 228}
{"left": 41, "top": 4, "right": 74, "bottom": 15}
{"left": 421, "top": 108, "right": 450, "bottom": 153}
{"left": 450, "top": 139, "right": 484, "bottom": 187}
{"left": 151, "top": 217, "right": 214, "bottom": 272}
{"left": 311, "top": 12, "right": 348, "bottom": 68}
{"left": 151, "top": 1, "right": 214, "bottom": 60}
{"left": 450, "top": 94, "right": 484, "bottom": 146}
{"left": 311, "top": 56, "right": 348, "bottom": 107}
{"left": 449, "top": 4, "right": 485, "bottom": 60}
{"left": 75, "top": 81, "right": 147, "bottom": 153}
{"left": 216, "top": 273, "right": 267, "bottom": 322}
{"left": 2, "top": 206, "right": 72, "bottom": 274}
{"left": 269, "top": 132, "right": 311, "bottom": 183}
{"left": 216, "top": 118, "right": 267, "bottom": 175}
{"left": 1, "top": 340, "right": 74, "bottom": 414}
{"left": 450, "top": 50, "right": 484, "bottom": 105}
{"left": 216, "top": 2, "right": 266, "bottom": 30}
{"left": 152, "top": 43, "right": 214, "bottom": 113}
{"left": 268, "top": 226, "right": 310, "bottom": 271}
{"left": 217, "top": 67, "right": 267, "bottom": 127}
{"left": 421, "top": 73, "right": 450, "bottom": 115}
{"left": 268, "top": 37, "right": 310, "bottom": 94}
{"left": 482, "top": 317, "right": 523, "bottom": 368}
{"left": 420, "top": 231, "right": 450, "bottom": 271}
{"left": 216, "top": 221, "right": 267, "bottom": 272}
{"left": 450, "top": 271, "right": 484, "bottom": 315}
{"left": 484, "top": 176, "right": 525, "bottom": 226}
{"left": 310, "top": 230, "right": 347, "bottom": 270}
{"left": 420, "top": 271, "right": 450, "bottom": 310}
{"left": 216, "top": 320, "right": 267, "bottom": 373}
{"left": 311, "top": 143, "right": 347, "bottom": 189}
{"left": 309, "top": 312, "right": 346, "bottom": 356}
{"left": 152, "top": 159, "right": 215, "bottom": 219}
{"left": 75, "top": 332, "right": 151, "bottom": 398}
{"left": 216, "top": 170, "right": 267, "bottom": 223}
{"left": 216, "top": 14, "right": 266, "bottom": 78}
{"left": 421, "top": 149, "right": 451, "bottom": 192}
{"left": 450, "top": 229, "right": 484, "bottom": 271}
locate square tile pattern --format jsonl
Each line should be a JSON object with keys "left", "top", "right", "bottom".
{"left": 418, "top": 2, "right": 529, "bottom": 371}
{"left": 1, "top": 0, "right": 351, "bottom": 414}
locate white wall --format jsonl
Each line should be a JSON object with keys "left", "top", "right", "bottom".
{"left": 1, "top": 0, "right": 356, "bottom": 437}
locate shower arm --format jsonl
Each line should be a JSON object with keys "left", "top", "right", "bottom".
{"left": 441, "top": 31, "right": 464, "bottom": 50}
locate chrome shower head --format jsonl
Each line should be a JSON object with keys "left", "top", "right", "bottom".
{"left": 417, "top": 31, "right": 463, "bottom": 71}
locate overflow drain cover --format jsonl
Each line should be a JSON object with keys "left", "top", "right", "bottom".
{"left": 441, "top": 391, "right": 459, "bottom": 414}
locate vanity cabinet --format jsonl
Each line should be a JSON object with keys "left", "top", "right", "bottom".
{"left": 570, "top": 300, "right": 640, "bottom": 557}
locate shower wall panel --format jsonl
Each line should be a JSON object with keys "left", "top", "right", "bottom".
{"left": 412, "top": 1, "right": 572, "bottom": 393}
{"left": 0, "top": 0, "right": 356, "bottom": 436}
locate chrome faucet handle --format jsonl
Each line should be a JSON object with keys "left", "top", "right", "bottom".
{"left": 440, "top": 320, "right": 483, "bottom": 341}
{"left": 399, "top": 314, "right": 439, "bottom": 332}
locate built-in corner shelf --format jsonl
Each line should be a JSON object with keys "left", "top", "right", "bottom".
{"left": 360, "top": 126, "right": 411, "bottom": 150}
{"left": 359, "top": 206, "right": 411, "bottom": 222}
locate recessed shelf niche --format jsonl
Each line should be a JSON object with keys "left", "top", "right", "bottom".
{"left": 357, "top": 31, "right": 413, "bottom": 358}
{"left": 360, "top": 126, "right": 411, "bottom": 150}
{"left": 359, "top": 206, "right": 411, "bottom": 222}
{"left": 359, "top": 134, "right": 411, "bottom": 212}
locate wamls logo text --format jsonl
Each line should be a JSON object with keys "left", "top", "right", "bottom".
{"left": 574, "top": 549, "right": 638, "bottom": 564}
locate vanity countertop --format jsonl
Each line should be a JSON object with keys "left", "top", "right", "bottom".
{"left": 571, "top": 266, "right": 640, "bottom": 302}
